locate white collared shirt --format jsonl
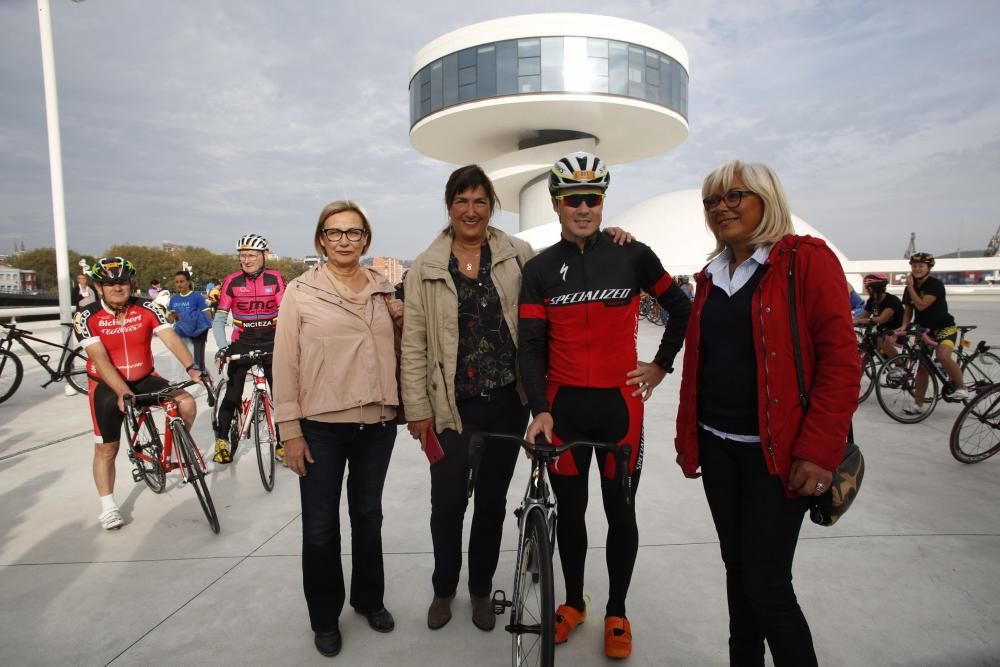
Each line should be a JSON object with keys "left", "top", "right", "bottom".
{"left": 699, "top": 244, "right": 772, "bottom": 443}
{"left": 704, "top": 245, "right": 772, "bottom": 297}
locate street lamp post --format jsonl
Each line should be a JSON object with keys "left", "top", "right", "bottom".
{"left": 37, "top": 0, "right": 73, "bottom": 323}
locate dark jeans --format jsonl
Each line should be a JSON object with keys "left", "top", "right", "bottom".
{"left": 299, "top": 419, "right": 396, "bottom": 633}
{"left": 699, "top": 429, "right": 817, "bottom": 667}
{"left": 181, "top": 330, "right": 208, "bottom": 372}
{"left": 431, "top": 384, "right": 528, "bottom": 598}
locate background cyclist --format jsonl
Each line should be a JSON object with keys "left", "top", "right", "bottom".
{"left": 854, "top": 272, "right": 903, "bottom": 358}
{"left": 519, "top": 151, "right": 691, "bottom": 660}
{"left": 74, "top": 257, "right": 203, "bottom": 530}
{"left": 212, "top": 234, "right": 287, "bottom": 464}
{"left": 900, "top": 252, "right": 970, "bottom": 411}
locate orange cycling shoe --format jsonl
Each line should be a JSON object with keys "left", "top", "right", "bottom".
{"left": 553, "top": 602, "right": 587, "bottom": 644}
{"left": 604, "top": 616, "right": 632, "bottom": 659}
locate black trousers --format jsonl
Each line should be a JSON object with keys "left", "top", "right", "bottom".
{"left": 699, "top": 429, "right": 817, "bottom": 667}
{"left": 299, "top": 419, "right": 396, "bottom": 633}
{"left": 430, "top": 384, "right": 529, "bottom": 598}
{"left": 181, "top": 330, "right": 208, "bottom": 372}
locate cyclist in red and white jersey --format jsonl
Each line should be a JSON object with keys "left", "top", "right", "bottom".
{"left": 211, "top": 233, "right": 287, "bottom": 463}
{"left": 73, "top": 257, "right": 204, "bottom": 530}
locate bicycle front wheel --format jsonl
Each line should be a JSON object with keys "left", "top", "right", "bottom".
{"left": 171, "top": 421, "right": 220, "bottom": 533}
{"left": 510, "top": 509, "right": 554, "bottom": 667}
{"left": 0, "top": 349, "right": 23, "bottom": 404}
{"left": 252, "top": 391, "right": 276, "bottom": 492}
{"left": 961, "top": 351, "right": 1000, "bottom": 393}
{"left": 128, "top": 412, "right": 166, "bottom": 494}
{"left": 875, "top": 352, "right": 938, "bottom": 423}
{"left": 950, "top": 384, "right": 1000, "bottom": 464}
{"left": 62, "top": 347, "right": 88, "bottom": 395}
{"left": 210, "top": 378, "right": 226, "bottom": 433}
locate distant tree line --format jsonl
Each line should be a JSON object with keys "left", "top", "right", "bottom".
{"left": 11, "top": 245, "right": 309, "bottom": 292}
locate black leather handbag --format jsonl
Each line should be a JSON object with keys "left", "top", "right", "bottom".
{"left": 787, "top": 242, "right": 865, "bottom": 527}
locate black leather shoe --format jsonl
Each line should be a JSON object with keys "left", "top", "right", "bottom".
{"left": 363, "top": 607, "right": 395, "bottom": 633}
{"left": 314, "top": 630, "right": 342, "bottom": 657}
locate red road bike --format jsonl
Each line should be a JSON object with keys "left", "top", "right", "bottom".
{"left": 124, "top": 378, "right": 220, "bottom": 533}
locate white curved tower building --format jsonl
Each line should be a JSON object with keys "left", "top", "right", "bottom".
{"left": 409, "top": 14, "right": 690, "bottom": 230}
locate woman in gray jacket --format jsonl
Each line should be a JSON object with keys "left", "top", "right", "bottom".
{"left": 401, "top": 165, "right": 534, "bottom": 632}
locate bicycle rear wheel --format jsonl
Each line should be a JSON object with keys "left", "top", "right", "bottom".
{"left": 252, "top": 391, "right": 276, "bottom": 492}
{"left": 510, "top": 509, "right": 554, "bottom": 667}
{"left": 858, "top": 350, "right": 877, "bottom": 403}
{"left": 875, "top": 352, "right": 938, "bottom": 423}
{"left": 171, "top": 420, "right": 220, "bottom": 533}
{"left": 949, "top": 384, "right": 1000, "bottom": 464}
{"left": 0, "top": 349, "right": 23, "bottom": 404}
{"left": 62, "top": 347, "right": 88, "bottom": 395}
{"left": 126, "top": 412, "right": 166, "bottom": 493}
{"left": 961, "top": 351, "right": 1000, "bottom": 393}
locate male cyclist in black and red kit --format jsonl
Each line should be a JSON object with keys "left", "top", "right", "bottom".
{"left": 74, "top": 257, "right": 204, "bottom": 530}
{"left": 519, "top": 152, "right": 691, "bottom": 659}
{"left": 212, "top": 233, "right": 287, "bottom": 463}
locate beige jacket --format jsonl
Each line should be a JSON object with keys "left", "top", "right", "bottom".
{"left": 273, "top": 265, "right": 398, "bottom": 440}
{"left": 400, "top": 227, "right": 534, "bottom": 433}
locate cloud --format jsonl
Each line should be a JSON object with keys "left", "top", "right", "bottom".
{"left": 1, "top": 0, "right": 998, "bottom": 261}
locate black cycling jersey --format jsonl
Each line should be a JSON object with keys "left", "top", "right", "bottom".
{"left": 518, "top": 232, "right": 691, "bottom": 416}
{"left": 864, "top": 293, "right": 904, "bottom": 332}
{"left": 902, "top": 276, "right": 954, "bottom": 331}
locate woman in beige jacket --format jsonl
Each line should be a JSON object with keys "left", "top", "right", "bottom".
{"left": 274, "top": 200, "right": 403, "bottom": 658}
{"left": 401, "top": 165, "right": 535, "bottom": 632}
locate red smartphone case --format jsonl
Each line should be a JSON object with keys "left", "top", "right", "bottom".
{"left": 423, "top": 429, "right": 445, "bottom": 465}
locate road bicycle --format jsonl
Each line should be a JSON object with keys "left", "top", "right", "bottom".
{"left": 211, "top": 350, "right": 277, "bottom": 491}
{"left": 124, "top": 377, "right": 220, "bottom": 533}
{"left": 874, "top": 325, "right": 1000, "bottom": 424}
{"left": 855, "top": 323, "right": 914, "bottom": 404}
{"left": 470, "top": 432, "right": 632, "bottom": 667}
{"left": 0, "top": 321, "right": 87, "bottom": 403}
{"left": 950, "top": 382, "right": 1000, "bottom": 464}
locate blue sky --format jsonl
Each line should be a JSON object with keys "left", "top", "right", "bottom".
{"left": 1, "top": 0, "right": 998, "bottom": 261}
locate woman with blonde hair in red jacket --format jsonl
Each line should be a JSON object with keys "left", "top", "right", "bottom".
{"left": 674, "top": 161, "right": 859, "bottom": 666}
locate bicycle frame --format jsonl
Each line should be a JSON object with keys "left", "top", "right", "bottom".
{"left": 233, "top": 362, "right": 271, "bottom": 442}
{"left": 1, "top": 322, "right": 78, "bottom": 386}
{"left": 127, "top": 396, "right": 207, "bottom": 479}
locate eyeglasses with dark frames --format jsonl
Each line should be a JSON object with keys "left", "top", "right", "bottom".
{"left": 555, "top": 193, "right": 606, "bottom": 208}
{"left": 702, "top": 189, "right": 758, "bottom": 211}
{"left": 322, "top": 227, "right": 367, "bottom": 242}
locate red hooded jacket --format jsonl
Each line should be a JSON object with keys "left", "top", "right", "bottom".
{"left": 674, "top": 235, "right": 859, "bottom": 497}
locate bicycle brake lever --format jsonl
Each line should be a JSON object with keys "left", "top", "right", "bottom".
{"left": 203, "top": 375, "right": 216, "bottom": 407}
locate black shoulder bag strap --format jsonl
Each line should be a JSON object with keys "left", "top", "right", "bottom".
{"left": 787, "top": 242, "right": 810, "bottom": 412}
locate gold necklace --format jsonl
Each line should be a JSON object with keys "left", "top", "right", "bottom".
{"left": 452, "top": 243, "right": 481, "bottom": 273}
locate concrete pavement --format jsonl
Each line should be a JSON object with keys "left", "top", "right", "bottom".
{"left": 1, "top": 301, "right": 999, "bottom": 666}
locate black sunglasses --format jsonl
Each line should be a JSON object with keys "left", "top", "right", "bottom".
{"left": 556, "top": 193, "right": 605, "bottom": 208}
{"left": 703, "top": 189, "right": 758, "bottom": 211}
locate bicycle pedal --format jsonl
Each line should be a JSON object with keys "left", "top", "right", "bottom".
{"left": 131, "top": 467, "right": 143, "bottom": 482}
{"left": 491, "top": 590, "right": 512, "bottom": 615}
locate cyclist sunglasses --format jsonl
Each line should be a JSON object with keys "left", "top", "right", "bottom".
{"left": 556, "top": 193, "right": 605, "bottom": 208}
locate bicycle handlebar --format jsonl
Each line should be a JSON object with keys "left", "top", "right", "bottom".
{"left": 123, "top": 375, "right": 214, "bottom": 410}
{"left": 469, "top": 432, "right": 634, "bottom": 506}
{"left": 224, "top": 350, "right": 273, "bottom": 362}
